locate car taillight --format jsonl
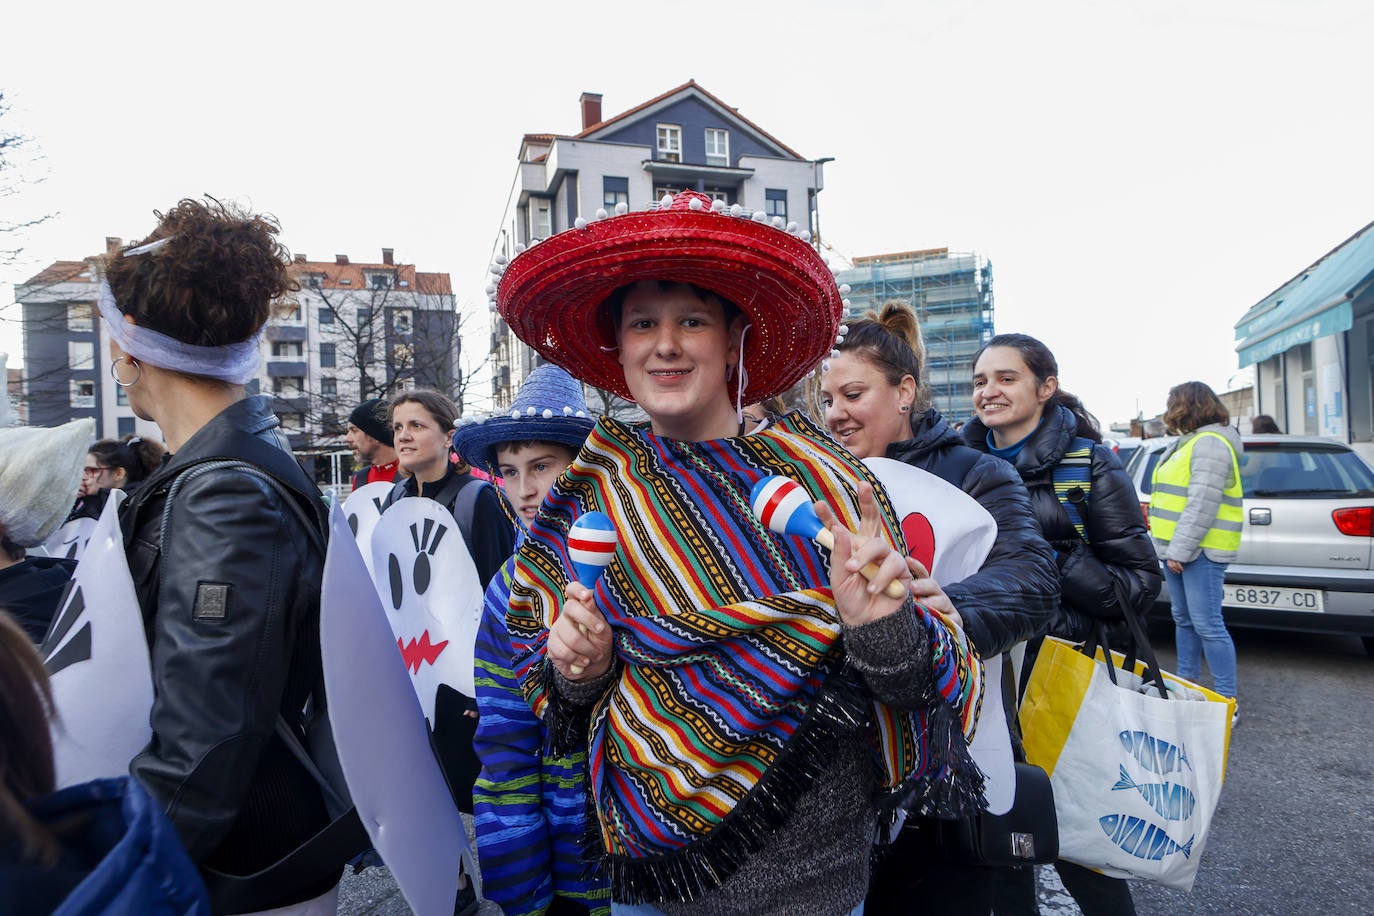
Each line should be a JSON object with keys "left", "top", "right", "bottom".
{"left": 1140, "top": 502, "right": 1151, "bottom": 530}
{"left": 1332, "top": 507, "right": 1374, "bottom": 537}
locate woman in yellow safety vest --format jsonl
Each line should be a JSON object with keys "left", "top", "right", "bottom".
{"left": 1149, "top": 381, "right": 1244, "bottom": 705}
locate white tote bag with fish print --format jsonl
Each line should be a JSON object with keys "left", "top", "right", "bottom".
{"left": 1019, "top": 636, "right": 1234, "bottom": 890}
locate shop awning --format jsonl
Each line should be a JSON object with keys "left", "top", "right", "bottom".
{"left": 1235, "top": 222, "right": 1374, "bottom": 367}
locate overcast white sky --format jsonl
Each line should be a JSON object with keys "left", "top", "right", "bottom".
{"left": 3, "top": 0, "right": 1371, "bottom": 424}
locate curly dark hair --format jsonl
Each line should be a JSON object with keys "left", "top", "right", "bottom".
{"left": 103, "top": 197, "right": 297, "bottom": 348}
{"left": 1164, "top": 381, "right": 1229, "bottom": 434}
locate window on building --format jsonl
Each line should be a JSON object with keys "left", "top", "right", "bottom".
{"left": 116, "top": 386, "right": 128, "bottom": 406}
{"left": 67, "top": 302, "right": 94, "bottom": 332}
{"left": 319, "top": 342, "right": 336, "bottom": 368}
{"left": 69, "top": 341, "right": 94, "bottom": 370}
{"left": 705, "top": 129, "right": 729, "bottom": 166}
{"left": 271, "top": 341, "right": 303, "bottom": 359}
{"left": 322, "top": 411, "right": 343, "bottom": 435}
{"left": 368, "top": 272, "right": 393, "bottom": 290}
{"left": 766, "top": 188, "right": 788, "bottom": 222}
{"left": 357, "top": 307, "right": 371, "bottom": 327}
{"left": 603, "top": 176, "right": 629, "bottom": 211}
{"left": 393, "top": 309, "right": 413, "bottom": 336}
{"left": 656, "top": 124, "right": 681, "bottom": 162}
{"left": 69, "top": 379, "right": 95, "bottom": 409}
{"left": 321, "top": 376, "right": 337, "bottom": 399}
{"left": 319, "top": 306, "right": 335, "bottom": 325}
{"left": 278, "top": 412, "right": 304, "bottom": 432}
{"left": 532, "top": 199, "right": 552, "bottom": 239}
{"left": 703, "top": 186, "right": 735, "bottom": 205}
{"left": 279, "top": 302, "right": 301, "bottom": 322}
{"left": 117, "top": 417, "right": 136, "bottom": 437}
{"left": 391, "top": 343, "right": 415, "bottom": 368}
{"left": 273, "top": 376, "right": 305, "bottom": 397}
{"left": 307, "top": 274, "right": 323, "bottom": 289}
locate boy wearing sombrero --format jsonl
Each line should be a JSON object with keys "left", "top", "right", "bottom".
{"left": 494, "top": 191, "right": 985, "bottom": 914}
{"left": 454, "top": 365, "right": 609, "bottom": 916}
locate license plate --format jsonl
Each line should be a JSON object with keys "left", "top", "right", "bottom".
{"left": 1222, "top": 584, "right": 1324, "bottom": 613}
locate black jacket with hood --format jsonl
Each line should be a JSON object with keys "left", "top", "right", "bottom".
{"left": 118, "top": 395, "right": 338, "bottom": 906}
{"left": 886, "top": 408, "right": 1058, "bottom": 656}
{"left": 962, "top": 403, "right": 1163, "bottom": 641}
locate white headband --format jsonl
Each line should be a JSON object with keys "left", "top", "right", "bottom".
{"left": 97, "top": 280, "right": 263, "bottom": 384}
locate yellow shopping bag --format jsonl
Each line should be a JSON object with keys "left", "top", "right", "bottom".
{"left": 1017, "top": 636, "right": 1235, "bottom": 890}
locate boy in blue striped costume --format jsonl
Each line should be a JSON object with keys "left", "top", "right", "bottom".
{"left": 453, "top": 366, "right": 608, "bottom": 916}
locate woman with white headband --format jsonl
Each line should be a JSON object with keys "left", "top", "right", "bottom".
{"left": 105, "top": 198, "right": 352, "bottom": 914}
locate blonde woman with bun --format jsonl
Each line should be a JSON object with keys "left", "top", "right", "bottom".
{"left": 821, "top": 302, "right": 1059, "bottom": 914}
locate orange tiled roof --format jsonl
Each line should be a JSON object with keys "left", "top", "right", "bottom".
{"left": 288, "top": 258, "right": 452, "bottom": 296}
{"left": 22, "top": 259, "right": 97, "bottom": 287}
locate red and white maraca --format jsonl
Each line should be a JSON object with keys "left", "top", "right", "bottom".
{"left": 565, "top": 511, "right": 618, "bottom": 674}
{"left": 750, "top": 476, "right": 906, "bottom": 600}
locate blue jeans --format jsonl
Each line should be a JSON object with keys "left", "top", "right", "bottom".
{"left": 1163, "top": 554, "right": 1237, "bottom": 697}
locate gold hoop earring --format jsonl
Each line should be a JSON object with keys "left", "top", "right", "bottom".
{"left": 110, "top": 355, "right": 142, "bottom": 388}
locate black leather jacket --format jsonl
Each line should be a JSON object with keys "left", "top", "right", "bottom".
{"left": 886, "top": 409, "right": 1058, "bottom": 656}
{"left": 962, "top": 405, "right": 1163, "bottom": 641}
{"left": 119, "top": 396, "right": 335, "bottom": 898}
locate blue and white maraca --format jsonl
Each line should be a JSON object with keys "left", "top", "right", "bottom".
{"left": 565, "top": 511, "right": 618, "bottom": 674}
{"left": 749, "top": 476, "right": 906, "bottom": 600}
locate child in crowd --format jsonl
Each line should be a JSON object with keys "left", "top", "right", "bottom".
{"left": 452, "top": 365, "right": 608, "bottom": 916}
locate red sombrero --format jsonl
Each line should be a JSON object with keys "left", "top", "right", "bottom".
{"left": 495, "top": 190, "right": 843, "bottom": 403}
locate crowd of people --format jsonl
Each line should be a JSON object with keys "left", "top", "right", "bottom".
{"left": 0, "top": 192, "right": 1248, "bottom": 916}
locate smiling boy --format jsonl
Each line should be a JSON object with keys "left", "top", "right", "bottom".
{"left": 451, "top": 365, "right": 607, "bottom": 916}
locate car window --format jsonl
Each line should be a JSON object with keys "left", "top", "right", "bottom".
{"left": 1241, "top": 443, "right": 1374, "bottom": 497}
{"left": 1138, "top": 449, "right": 1166, "bottom": 495}
{"left": 1116, "top": 445, "right": 1141, "bottom": 467}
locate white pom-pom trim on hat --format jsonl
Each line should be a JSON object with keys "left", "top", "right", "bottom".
{"left": 711, "top": 199, "right": 727, "bottom": 212}
{"left": 839, "top": 284, "right": 851, "bottom": 294}
{"left": 514, "top": 243, "right": 527, "bottom": 254}
{"left": 689, "top": 197, "right": 703, "bottom": 210}
{"left": 614, "top": 202, "right": 628, "bottom": 215}
{"left": 659, "top": 194, "right": 674, "bottom": 209}
{"left": 595, "top": 208, "right": 608, "bottom": 220}
{"left": 510, "top": 410, "right": 521, "bottom": 419}
{"left": 752, "top": 211, "right": 767, "bottom": 223}
{"left": 526, "top": 407, "right": 536, "bottom": 416}
{"left": 575, "top": 217, "right": 588, "bottom": 229}
{"left": 494, "top": 254, "right": 508, "bottom": 266}
{"left": 563, "top": 406, "right": 573, "bottom": 415}
{"left": 542, "top": 408, "right": 553, "bottom": 418}
{"left": 730, "top": 204, "right": 743, "bottom": 217}
{"left": 801, "top": 230, "right": 812, "bottom": 242}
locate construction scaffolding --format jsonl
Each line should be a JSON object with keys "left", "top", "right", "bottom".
{"left": 834, "top": 248, "right": 995, "bottom": 420}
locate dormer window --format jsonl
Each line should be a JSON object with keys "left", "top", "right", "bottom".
{"left": 367, "top": 271, "right": 393, "bottom": 290}
{"left": 656, "top": 124, "right": 681, "bottom": 162}
{"left": 705, "top": 129, "right": 729, "bottom": 167}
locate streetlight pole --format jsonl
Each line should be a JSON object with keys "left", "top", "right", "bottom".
{"left": 812, "top": 156, "right": 834, "bottom": 250}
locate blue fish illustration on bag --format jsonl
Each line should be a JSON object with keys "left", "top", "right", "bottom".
{"left": 1119, "top": 730, "right": 1191, "bottom": 775}
{"left": 1112, "top": 765, "right": 1197, "bottom": 821}
{"left": 1099, "top": 814, "right": 1193, "bottom": 860}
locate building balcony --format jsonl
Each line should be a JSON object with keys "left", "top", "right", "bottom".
{"left": 265, "top": 324, "right": 309, "bottom": 342}
{"left": 266, "top": 360, "right": 308, "bottom": 377}
{"left": 641, "top": 160, "right": 754, "bottom": 188}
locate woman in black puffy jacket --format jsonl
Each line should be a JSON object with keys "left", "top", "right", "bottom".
{"left": 822, "top": 304, "right": 1059, "bottom": 915}
{"left": 964, "top": 332, "right": 1162, "bottom": 916}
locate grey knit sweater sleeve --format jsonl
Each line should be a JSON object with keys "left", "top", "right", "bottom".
{"left": 841, "top": 597, "right": 935, "bottom": 711}
{"left": 1163, "top": 427, "right": 1241, "bottom": 563}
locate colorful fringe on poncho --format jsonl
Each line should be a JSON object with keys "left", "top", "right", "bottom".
{"left": 506, "top": 413, "right": 984, "bottom": 901}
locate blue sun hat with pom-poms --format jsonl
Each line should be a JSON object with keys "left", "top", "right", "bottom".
{"left": 451, "top": 364, "right": 595, "bottom": 473}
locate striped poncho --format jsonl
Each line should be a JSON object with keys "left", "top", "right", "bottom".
{"left": 506, "top": 413, "right": 983, "bottom": 901}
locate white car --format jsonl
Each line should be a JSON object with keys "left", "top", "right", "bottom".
{"left": 1125, "top": 434, "right": 1374, "bottom": 656}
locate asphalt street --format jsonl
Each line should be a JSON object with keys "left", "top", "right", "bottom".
{"left": 339, "top": 626, "right": 1373, "bottom": 915}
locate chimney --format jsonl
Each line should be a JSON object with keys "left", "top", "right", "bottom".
{"left": 105, "top": 236, "right": 123, "bottom": 255}
{"left": 294, "top": 253, "right": 307, "bottom": 263}
{"left": 580, "top": 92, "right": 603, "bottom": 130}
{"left": 335, "top": 254, "right": 349, "bottom": 265}
{"left": 382, "top": 248, "right": 394, "bottom": 266}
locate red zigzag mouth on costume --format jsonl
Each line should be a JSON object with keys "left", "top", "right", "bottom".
{"left": 398, "top": 631, "right": 449, "bottom": 674}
